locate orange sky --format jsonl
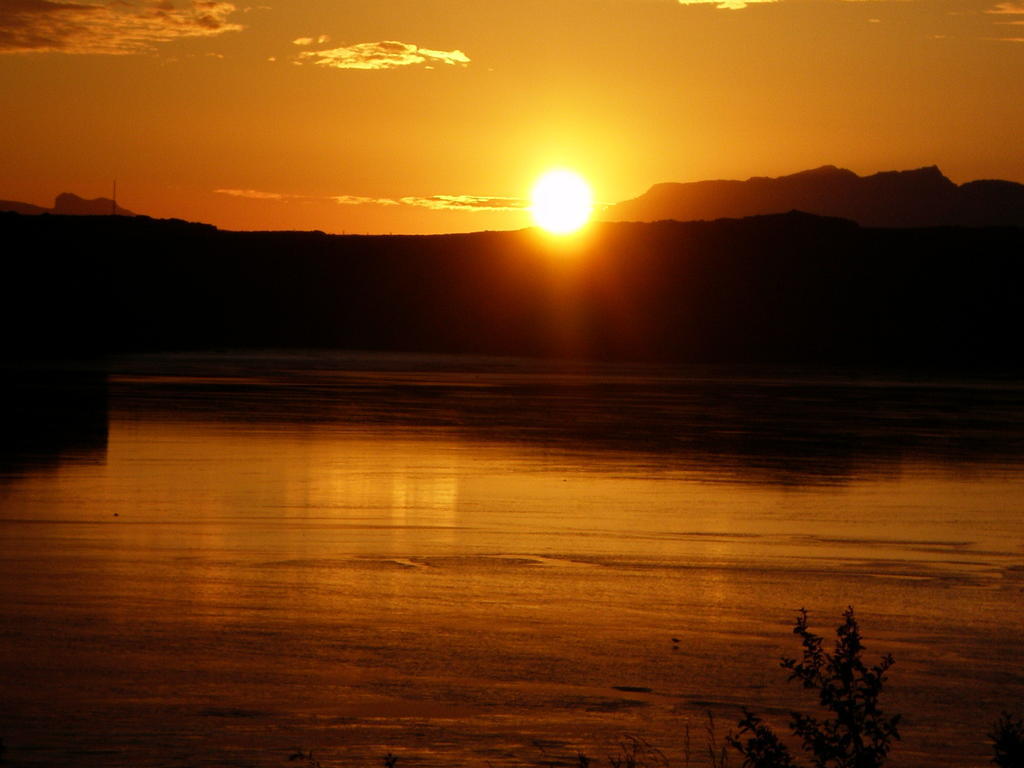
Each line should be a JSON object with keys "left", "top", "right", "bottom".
{"left": 1, "top": 0, "right": 1022, "bottom": 234}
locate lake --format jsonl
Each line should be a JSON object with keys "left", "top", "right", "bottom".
{"left": 1, "top": 351, "right": 1022, "bottom": 768}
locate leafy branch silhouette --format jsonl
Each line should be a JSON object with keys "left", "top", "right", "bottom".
{"left": 730, "top": 607, "right": 900, "bottom": 768}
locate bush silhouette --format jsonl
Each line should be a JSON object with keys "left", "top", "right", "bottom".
{"left": 731, "top": 607, "right": 900, "bottom": 768}
{"left": 989, "top": 712, "right": 1024, "bottom": 768}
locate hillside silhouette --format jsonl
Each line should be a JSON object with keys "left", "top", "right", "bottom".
{"left": 0, "top": 192, "right": 135, "bottom": 217}
{"left": 2, "top": 210, "right": 1022, "bottom": 370}
{"left": 0, "top": 199, "right": 50, "bottom": 215}
{"left": 602, "top": 165, "right": 1024, "bottom": 228}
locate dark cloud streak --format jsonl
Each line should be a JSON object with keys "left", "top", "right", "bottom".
{"left": 0, "top": 0, "right": 242, "bottom": 55}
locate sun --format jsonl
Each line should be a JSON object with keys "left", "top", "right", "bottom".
{"left": 530, "top": 169, "right": 593, "bottom": 235}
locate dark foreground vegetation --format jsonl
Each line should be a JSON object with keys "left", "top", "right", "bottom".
{"left": 3, "top": 211, "right": 1023, "bottom": 370}
{"left": 729, "top": 608, "right": 901, "bottom": 768}
{"left": 602, "top": 610, "right": 1018, "bottom": 768}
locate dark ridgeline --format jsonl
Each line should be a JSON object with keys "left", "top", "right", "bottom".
{"left": 1, "top": 209, "right": 1022, "bottom": 371}
{"left": 0, "top": 199, "right": 50, "bottom": 216}
{"left": 602, "top": 165, "right": 1024, "bottom": 228}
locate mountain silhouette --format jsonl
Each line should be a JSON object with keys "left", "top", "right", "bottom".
{"left": 53, "top": 192, "right": 135, "bottom": 216}
{"left": 0, "top": 192, "right": 135, "bottom": 217}
{"left": 602, "top": 165, "right": 1024, "bottom": 228}
{"left": 0, "top": 199, "right": 50, "bottom": 215}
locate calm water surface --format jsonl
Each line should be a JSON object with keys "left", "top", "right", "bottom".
{"left": 1, "top": 352, "right": 1022, "bottom": 768}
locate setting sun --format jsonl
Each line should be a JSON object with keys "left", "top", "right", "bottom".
{"left": 530, "top": 170, "right": 593, "bottom": 235}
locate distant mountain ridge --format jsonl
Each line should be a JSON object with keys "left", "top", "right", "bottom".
{"left": 602, "top": 165, "right": 1024, "bottom": 228}
{"left": 0, "top": 192, "right": 135, "bottom": 217}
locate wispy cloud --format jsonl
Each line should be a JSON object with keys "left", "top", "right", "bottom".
{"left": 216, "top": 188, "right": 401, "bottom": 205}
{"left": 296, "top": 40, "right": 469, "bottom": 70}
{"left": 215, "top": 188, "right": 526, "bottom": 212}
{"left": 676, "top": 0, "right": 924, "bottom": 6}
{"left": 292, "top": 34, "right": 329, "bottom": 46}
{"left": 0, "top": 0, "right": 243, "bottom": 55}
{"left": 987, "top": 1, "right": 1024, "bottom": 12}
{"left": 332, "top": 195, "right": 399, "bottom": 206}
{"left": 214, "top": 188, "right": 291, "bottom": 200}
{"left": 676, "top": 0, "right": 777, "bottom": 9}
{"left": 400, "top": 196, "right": 528, "bottom": 212}
{"left": 985, "top": 1, "right": 1024, "bottom": 41}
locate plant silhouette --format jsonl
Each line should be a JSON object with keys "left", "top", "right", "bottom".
{"left": 731, "top": 607, "right": 900, "bottom": 768}
{"left": 989, "top": 712, "right": 1024, "bottom": 768}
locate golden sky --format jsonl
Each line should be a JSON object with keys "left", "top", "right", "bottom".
{"left": 1, "top": 0, "right": 1022, "bottom": 234}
